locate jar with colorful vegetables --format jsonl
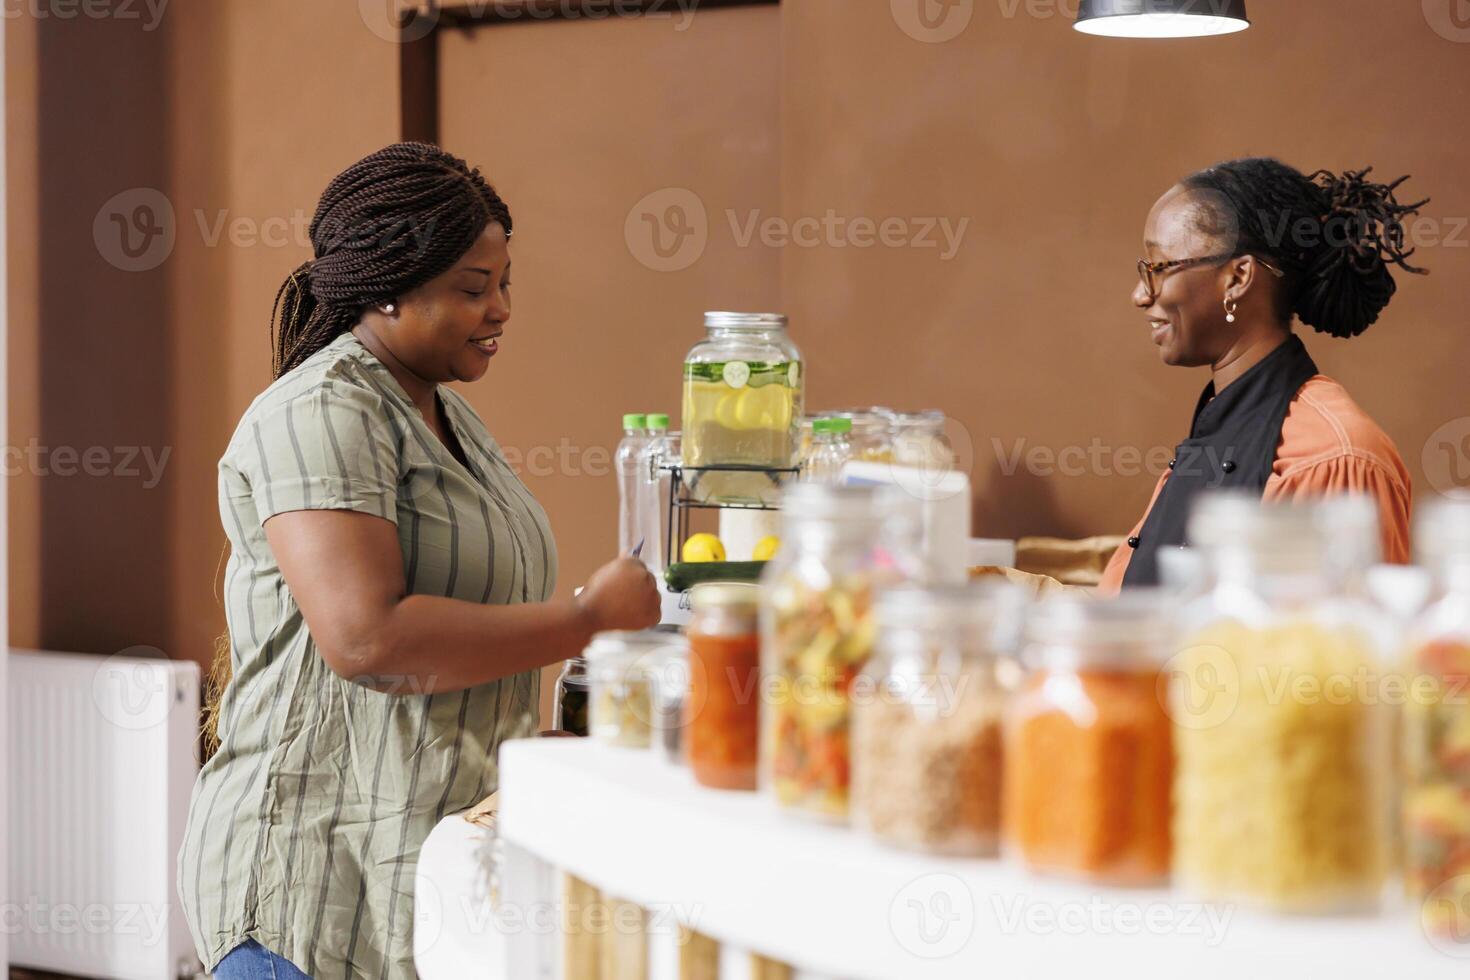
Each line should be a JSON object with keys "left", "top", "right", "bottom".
{"left": 681, "top": 312, "right": 803, "bottom": 505}
{"left": 759, "top": 484, "right": 924, "bottom": 821}
{"left": 1172, "top": 493, "right": 1393, "bottom": 913}
{"left": 1005, "top": 591, "right": 1174, "bottom": 885}
{"left": 687, "top": 582, "right": 762, "bottom": 789}
{"left": 1405, "top": 499, "right": 1470, "bottom": 940}
{"left": 854, "top": 582, "right": 1023, "bottom": 856}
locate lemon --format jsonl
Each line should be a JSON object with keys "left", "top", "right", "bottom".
{"left": 735, "top": 387, "right": 766, "bottom": 429}
{"left": 682, "top": 533, "right": 726, "bottom": 563}
{"left": 715, "top": 392, "right": 743, "bottom": 431}
{"left": 752, "top": 535, "right": 781, "bottom": 561}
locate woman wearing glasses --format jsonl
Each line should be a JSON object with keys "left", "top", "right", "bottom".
{"left": 1099, "top": 158, "right": 1428, "bottom": 591}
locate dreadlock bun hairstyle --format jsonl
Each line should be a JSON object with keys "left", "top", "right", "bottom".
{"left": 271, "top": 142, "right": 513, "bottom": 378}
{"left": 1181, "top": 157, "right": 1429, "bottom": 339}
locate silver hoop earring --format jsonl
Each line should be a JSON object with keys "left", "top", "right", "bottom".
{"left": 1224, "top": 298, "right": 1238, "bottom": 324}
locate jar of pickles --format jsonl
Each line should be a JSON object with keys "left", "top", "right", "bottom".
{"left": 586, "top": 631, "right": 685, "bottom": 749}
{"left": 1172, "top": 493, "right": 1393, "bottom": 912}
{"left": 853, "top": 582, "right": 1023, "bottom": 855}
{"left": 687, "top": 583, "right": 762, "bottom": 789}
{"left": 1405, "top": 498, "right": 1470, "bottom": 940}
{"left": 681, "top": 312, "right": 803, "bottom": 504}
{"left": 759, "top": 484, "right": 923, "bottom": 821}
{"left": 552, "top": 657, "right": 590, "bottom": 736}
{"left": 1006, "top": 592, "right": 1174, "bottom": 885}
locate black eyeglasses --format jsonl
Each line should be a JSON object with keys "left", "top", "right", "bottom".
{"left": 1137, "top": 253, "right": 1284, "bottom": 301}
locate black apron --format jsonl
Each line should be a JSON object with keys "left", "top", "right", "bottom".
{"left": 1121, "top": 335, "right": 1319, "bottom": 588}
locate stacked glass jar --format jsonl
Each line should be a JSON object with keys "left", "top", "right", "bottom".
{"left": 1404, "top": 498, "right": 1470, "bottom": 939}
{"left": 758, "top": 484, "right": 926, "bottom": 821}
{"left": 830, "top": 407, "right": 896, "bottom": 464}
{"left": 853, "top": 582, "right": 1023, "bottom": 856}
{"left": 891, "top": 410, "right": 955, "bottom": 473}
{"left": 681, "top": 312, "right": 803, "bottom": 505}
{"left": 1006, "top": 591, "right": 1175, "bottom": 885}
{"left": 1172, "top": 493, "right": 1392, "bottom": 912}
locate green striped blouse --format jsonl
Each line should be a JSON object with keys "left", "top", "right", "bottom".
{"left": 178, "top": 330, "right": 557, "bottom": 979}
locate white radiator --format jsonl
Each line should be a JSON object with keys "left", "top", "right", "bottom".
{"left": 7, "top": 649, "right": 202, "bottom": 980}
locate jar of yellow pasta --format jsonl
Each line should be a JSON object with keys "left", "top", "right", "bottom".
{"left": 1170, "top": 494, "right": 1394, "bottom": 913}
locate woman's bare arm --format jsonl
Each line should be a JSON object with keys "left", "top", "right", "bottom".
{"left": 264, "top": 508, "right": 660, "bottom": 693}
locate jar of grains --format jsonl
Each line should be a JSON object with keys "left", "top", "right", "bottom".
{"left": 853, "top": 581, "right": 1024, "bottom": 855}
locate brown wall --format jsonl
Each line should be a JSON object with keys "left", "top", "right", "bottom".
{"left": 7, "top": 2, "right": 399, "bottom": 665}
{"left": 437, "top": 5, "right": 784, "bottom": 591}
{"left": 778, "top": 0, "right": 1470, "bottom": 540}
{"left": 9, "top": 1, "right": 1470, "bottom": 682}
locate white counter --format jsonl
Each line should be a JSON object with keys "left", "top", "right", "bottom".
{"left": 486, "top": 738, "right": 1468, "bottom": 979}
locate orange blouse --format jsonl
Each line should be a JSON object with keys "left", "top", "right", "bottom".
{"left": 1099, "top": 375, "right": 1412, "bottom": 595}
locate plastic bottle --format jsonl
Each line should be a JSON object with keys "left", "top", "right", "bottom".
{"left": 802, "top": 417, "right": 853, "bottom": 484}
{"left": 635, "top": 414, "right": 673, "bottom": 573}
{"left": 616, "top": 413, "right": 649, "bottom": 555}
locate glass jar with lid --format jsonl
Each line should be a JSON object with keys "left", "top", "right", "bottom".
{"left": 853, "top": 581, "right": 1024, "bottom": 856}
{"left": 1172, "top": 493, "right": 1393, "bottom": 912}
{"left": 831, "top": 407, "right": 896, "bottom": 463}
{"left": 759, "top": 483, "right": 926, "bottom": 821}
{"left": 552, "top": 657, "right": 590, "bottom": 736}
{"left": 891, "top": 410, "right": 955, "bottom": 473}
{"left": 1006, "top": 591, "right": 1174, "bottom": 885}
{"left": 687, "top": 582, "right": 761, "bottom": 790}
{"left": 681, "top": 312, "right": 803, "bottom": 504}
{"left": 586, "top": 631, "right": 685, "bottom": 749}
{"left": 1404, "top": 498, "right": 1470, "bottom": 938}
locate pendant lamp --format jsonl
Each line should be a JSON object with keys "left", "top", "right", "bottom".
{"left": 1074, "top": 0, "right": 1250, "bottom": 38}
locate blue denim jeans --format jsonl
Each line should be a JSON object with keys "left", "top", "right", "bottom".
{"left": 213, "top": 939, "right": 312, "bottom": 979}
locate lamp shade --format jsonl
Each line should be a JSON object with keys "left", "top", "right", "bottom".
{"left": 1074, "top": 0, "right": 1250, "bottom": 38}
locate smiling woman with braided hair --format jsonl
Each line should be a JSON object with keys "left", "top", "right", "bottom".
{"left": 179, "top": 143, "right": 660, "bottom": 978}
{"left": 1100, "top": 157, "right": 1429, "bottom": 592}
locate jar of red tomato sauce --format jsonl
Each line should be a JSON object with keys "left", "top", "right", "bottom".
{"left": 687, "top": 583, "right": 762, "bottom": 790}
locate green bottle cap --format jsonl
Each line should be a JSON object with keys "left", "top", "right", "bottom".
{"left": 623, "top": 413, "right": 648, "bottom": 429}
{"left": 826, "top": 417, "right": 853, "bottom": 434}
{"left": 647, "top": 413, "right": 671, "bottom": 429}
{"left": 812, "top": 418, "right": 833, "bottom": 434}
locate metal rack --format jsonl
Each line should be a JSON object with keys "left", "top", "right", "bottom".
{"left": 659, "top": 462, "right": 800, "bottom": 574}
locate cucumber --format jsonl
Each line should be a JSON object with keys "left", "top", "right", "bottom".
{"left": 664, "top": 561, "right": 768, "bottom": 592}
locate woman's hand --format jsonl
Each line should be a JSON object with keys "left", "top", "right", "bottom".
{"left": 575, "top": 557, "right": 661, "bottom": 633}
